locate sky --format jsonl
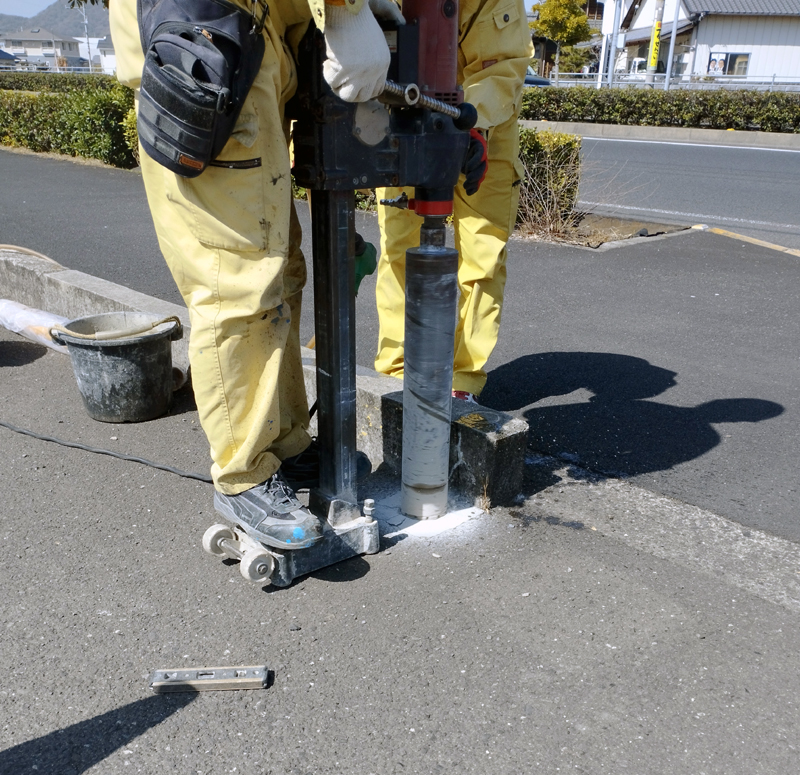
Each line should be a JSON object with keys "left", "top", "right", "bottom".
{"left": 0, "top": 1, "right": 54, "bottom": 17}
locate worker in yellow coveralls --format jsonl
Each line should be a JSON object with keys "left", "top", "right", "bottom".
{"left": 375, "top": 0, "right": 533, "bottom": 402}
{"left": 110, "top": 0, "right": 403, "bottom": 549}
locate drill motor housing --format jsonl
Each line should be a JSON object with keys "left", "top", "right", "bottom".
{"left": 289, "top": 1, "right": 474, "bottom": 213}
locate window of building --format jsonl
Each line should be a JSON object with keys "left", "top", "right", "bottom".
{"left": 708, "top": 52, "right": 750, "bottom": 76}
{"left": 11, "top": 40, "right": 23, "bottom": 48}
{"left": 728, "top": 53, "right": 750, "bottom": 75}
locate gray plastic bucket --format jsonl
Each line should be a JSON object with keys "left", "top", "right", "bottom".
{"left": 51, "top": 312, "right": 183, "bottom": 423}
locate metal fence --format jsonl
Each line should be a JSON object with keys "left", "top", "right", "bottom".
{"left": 0, "top": 64, "right": 111, "bottom": 75}
{"left": 5, "top": 63, "right": 799, "bottom": 92}
{"left": 549, "top": 72, "right": 800, "bottom": 92}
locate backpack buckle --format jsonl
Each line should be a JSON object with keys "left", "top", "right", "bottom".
{"left": 252, "top": 0, "right": 269, "bottom": 34}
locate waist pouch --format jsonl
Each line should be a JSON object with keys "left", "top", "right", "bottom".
{"left": 137, "top": 0, "right": 267, "bottom": 177}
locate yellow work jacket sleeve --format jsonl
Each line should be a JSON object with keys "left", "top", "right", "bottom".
{"left": 310, "top": 0, "right": 365, "bottom": 31}
{"left": 458, "top": 0, "right": 533, "bottom": 132}
{"left": 110, "top": 0, "right": 366, "bottom": 89}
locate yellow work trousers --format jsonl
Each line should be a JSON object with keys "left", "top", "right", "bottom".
{"left": 375, "top": 115, "right": 522, "bottom": 396}
{"left": 138, "top": 7, "right": 311, "bottom": 494}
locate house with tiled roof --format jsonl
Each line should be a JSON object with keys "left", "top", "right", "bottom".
{"left": 616, "top": 0, "right": 800, "bottom": 82}
{"left": 0, "top": 27, "right": 84, "bottom": 70}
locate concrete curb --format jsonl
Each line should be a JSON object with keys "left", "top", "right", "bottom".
{"left": 1, "top": 249, "right": 529, "bottom": 506}
{"left": 0, "top": 248, "right": 191, "bottom": 370}
{"left": 520, "top": 120, "right": 800, "bottom": 150}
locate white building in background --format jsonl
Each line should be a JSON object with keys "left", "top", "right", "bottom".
{"left": 96, "top": 36, "right": 116, "bottom": 75}
{"left": 0, "top": 27, "right": 83, "bottom": 69}
{"left": 618, "top": 0, "right": 800, "bottom": 80}
{"left": 74, "top": 36, "right": 104, "bottom": 69}
{"left": 686, "top": 0, "right": 800, "bottom": 79}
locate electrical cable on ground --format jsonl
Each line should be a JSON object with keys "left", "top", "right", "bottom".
{"left": 1, "top": 243, "right": 209, "bottom": 482}
{"left": 0, "top": 418, "right": 213, "bottom": 483}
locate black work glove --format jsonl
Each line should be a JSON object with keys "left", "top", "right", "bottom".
{"left": 461, "top": 128, "right": 488, "bottom": 196}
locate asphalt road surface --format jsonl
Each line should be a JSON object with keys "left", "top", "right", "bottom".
{"left": 1, "top": 323, "right": 799, "bottom": 775}
{"left": 1, "top": 146, "right": 799, "bottom": 543}
{"left": 2, "top": 148, "right": 800, "bottom": 774}
{"left": 579, "top": 138, "right": 800, "bottom": 251}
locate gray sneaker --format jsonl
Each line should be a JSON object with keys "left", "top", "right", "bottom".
{"left": 213, "top": 472, "right": 323, "bottom": 550}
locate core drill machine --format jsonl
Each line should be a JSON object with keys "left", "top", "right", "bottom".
{"left": 203, "top": 0, "right": 477, "bottom": 586}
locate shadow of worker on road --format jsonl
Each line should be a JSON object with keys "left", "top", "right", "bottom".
{"left": 0, "top": 693, "right": 196, "bottom": 774}
{"left": 482, "top": 352, "right": 784, "bottom": 477}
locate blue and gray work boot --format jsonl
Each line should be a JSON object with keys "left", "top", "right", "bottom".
{"left": 213, "top": 472, "right": 323, "bottom": 550}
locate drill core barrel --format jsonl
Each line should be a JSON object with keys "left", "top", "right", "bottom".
{"left": 401, "top": 217, "right": 459, "bottom": 518}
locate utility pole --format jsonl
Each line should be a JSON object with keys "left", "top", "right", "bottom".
{"left": 595, "top": 33, "right": 608, "bottom": 89}
{"left": 80, "top": 4, "right": 91, "bottom": 72}
{"left": 645, "top": 0, "right": 665, "bottom": 85}
{"left": 663, "top": 0, "right": 682, "bottom": 91}
{"left": 605, "top": 0, "right": 623, "bottom": 88}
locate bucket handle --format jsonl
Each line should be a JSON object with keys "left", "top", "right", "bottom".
{"left": 50, "top": 315, "right": 183, "bottom": 345}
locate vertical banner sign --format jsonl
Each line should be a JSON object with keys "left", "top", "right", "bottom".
{"left": 648, "top": 21, "right": 662, "bottom": 68}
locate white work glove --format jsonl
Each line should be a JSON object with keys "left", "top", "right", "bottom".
{"left": 368, "top": 0, "right": 405, "bottom": 25}
{"left": 323, "top": 3, "right": 391, "bottom": 103}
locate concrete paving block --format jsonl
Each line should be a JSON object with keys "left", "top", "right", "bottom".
{"left": 300, "top": 347, "right": 528, "bottom": 505}
{"left": 450, "top": 401, "right": 529, "bottom": 507}
{"left": 382, "top": 392, "right": 529, "bottom": 507}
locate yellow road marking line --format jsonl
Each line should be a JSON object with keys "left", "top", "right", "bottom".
{"left": 705, "top": 227, "right": 800, "bottom": 258}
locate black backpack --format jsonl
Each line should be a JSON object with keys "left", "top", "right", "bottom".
{"left": 137, "top": 0, "right": 267, "bottom": 177}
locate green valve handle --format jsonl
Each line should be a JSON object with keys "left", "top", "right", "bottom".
{"left": 354, "top": 232, "right": 377, "bottom": 296}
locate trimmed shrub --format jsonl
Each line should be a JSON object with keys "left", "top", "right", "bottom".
{"left": 122, "top": 106, "right": 139, "bottom": 165}
{"left": 0, "top": 71, "right": 119, "bottom": 93}
{"left": 517, "top": 128, "right": 582, "bottom": 238}
{"left": 521, "top": 87, "right": 800, "bottom": 133}
{"left": 0, "top": 82, "right": 136, "bottom": 167}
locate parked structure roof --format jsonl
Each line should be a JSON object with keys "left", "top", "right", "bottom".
{"left": 0, "top": 28, "right": 67, "bottom": 42}
{"left": 96, "top": 36, "right": 114, "bottom": 52}
{"left": 624, "top": 19, "right": 695, "bottom": 44}
{"left": 684, "top": 0, "right": 800, "bottom": 14}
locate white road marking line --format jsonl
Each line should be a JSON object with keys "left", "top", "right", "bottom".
{"left": 582, "top": 136, "right": 800, "bottom": 153}
{"left": 577, "top": 201, "right": 800, "bottom": 231}
{"left": 530, "top": 457, "right": 800, "bottom": 615}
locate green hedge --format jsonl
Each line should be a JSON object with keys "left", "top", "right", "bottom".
{"left": 0, "top": 71, "right": 119, "bottom": 93}
{"left": 521, "top": 87, "right": 800, "bottom": 133}
{"left": 0, "top": 82, "right": 136, "bottom": 167}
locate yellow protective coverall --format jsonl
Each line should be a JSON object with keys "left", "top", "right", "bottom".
{"left": 375, "top": 0, "right": 532, "bottom": 397}
{"left": 110, "top": 0, "right": 363, "bottom": 495}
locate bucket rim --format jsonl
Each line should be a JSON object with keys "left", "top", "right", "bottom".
{"left": 51, "top": 312, "right": 182, "bottom": 347}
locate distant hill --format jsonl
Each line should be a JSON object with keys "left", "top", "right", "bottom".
{"left": 0, "top": 2, "right": 110, "bottom": 39}
{"left": 0, "top": 14, "right": 27, "bottom": 34}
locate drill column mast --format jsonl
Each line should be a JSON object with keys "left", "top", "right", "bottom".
{"left": 290, "top": 0, "right": 475, "bottom": 522}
